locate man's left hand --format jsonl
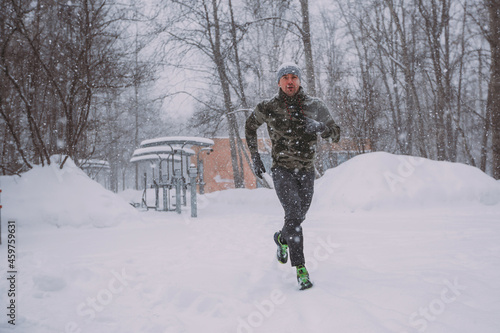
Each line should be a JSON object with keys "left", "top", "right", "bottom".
{"left": 304, "top": 118, "right": 327, "bottom": 135}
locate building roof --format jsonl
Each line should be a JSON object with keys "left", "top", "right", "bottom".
{"left": 140, "top": 136, "right": 214, "bottom": 148}
{"left": 130, "top": 154, "right": 182, "bottom": 163}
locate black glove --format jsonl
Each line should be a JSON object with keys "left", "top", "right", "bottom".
{"left": 304, "top": 118, "right": 327, "bottom": 135}
{"left": 251, "top": 153, "right": 266, "bottom": 179}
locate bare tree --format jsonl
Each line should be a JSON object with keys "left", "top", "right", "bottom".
{"left": 485, "top": 0, "right": 500, "bottom": 178}
{"left": 417, "top": 0, "right": 451, "bottom": 161}
{"left": 1, "top": 0, "right": 132, "bottom": 172}
{"left": 167, "top": 0, "right": 245, "bottom": 188}
{"left": 299, "top": 0, "right": 316, "bottom": 96}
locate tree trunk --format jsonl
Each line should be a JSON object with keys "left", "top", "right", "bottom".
{"left": 487, "top": 0, "right": 500, "bottom": 178}
{"left": 228, "top": 0, "right": 249, "bottom": 110}
{"left": 478, "top": 50, "right": 490, "bottom": 172}
{"left": 206, "top": 0, "right": 245, "bottom": 188}
{"left": 385, "top": 0, "right": 426, "bottom": 157}
{"left": 299, "top": 0, "right": 316, "bottom": 96}
{"left": 418, "top": 0, "right": 449, "bottom": 161}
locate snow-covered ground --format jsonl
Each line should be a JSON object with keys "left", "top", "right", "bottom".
{"left": 1, "top": 152, "right": 500, "bottom": 333}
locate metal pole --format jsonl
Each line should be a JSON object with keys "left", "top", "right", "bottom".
{"left": 163, "top": 185, "right": 168, "bottom": 211}
{"left": 196, "top": 148, "right": 212, "bottom": 195}
{"left": 182, "top": 174, "right": 187, "bottom": 206}
{"left": 199, "top": 160, "right": 205, "bottom": 194}
{"left": 154, "top": 181, "right": 159, "bottom": 210}
{"left": 142, "top": 172, "right": 147, "bottom": 208}
{"left": 174, "top": 170, "right": 182, "bottom": 214}
{"left": 190, "top": 174, "right": 197, "bottom": 218}
{"left": 158, "top": 157, "right": 163, "bottom": 182}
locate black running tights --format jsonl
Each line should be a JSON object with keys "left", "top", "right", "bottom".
{"left": 272, "top": 166, "right": 315, "bottom": 266}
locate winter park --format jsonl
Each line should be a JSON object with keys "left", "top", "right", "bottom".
{"left": 1, "top": 152, "right": 500, "bottom": 332}
{"left": 2, "top": 0, "right": 500, "bottom": 332}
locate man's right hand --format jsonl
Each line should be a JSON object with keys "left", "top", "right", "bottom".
{"left": 251, "top": 153, "right": 266, "bottom": 179}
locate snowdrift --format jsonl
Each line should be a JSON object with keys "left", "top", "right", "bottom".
{"left": 314, "top": 152, "right": 500, "bottom": 211}
{"left": 1, "top": 156, "right": 138, "bottom": 227}
{"left": 2, "top": 152, "right": 499, "bottom": 228}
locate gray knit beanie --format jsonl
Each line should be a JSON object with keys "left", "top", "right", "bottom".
{"left": 276, "top": 62, "right": 302, "bottom": 83}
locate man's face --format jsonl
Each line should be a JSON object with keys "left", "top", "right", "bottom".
{"left": 278, "top": 73, "right": 301, "bottom": 97}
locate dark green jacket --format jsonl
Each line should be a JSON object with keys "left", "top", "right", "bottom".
{"left": 245, "top": 88, "right": 340, "bottom": 171}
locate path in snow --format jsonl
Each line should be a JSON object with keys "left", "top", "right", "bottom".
{"left": 1, "top": 204, "right": 499, "bottom": 333}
